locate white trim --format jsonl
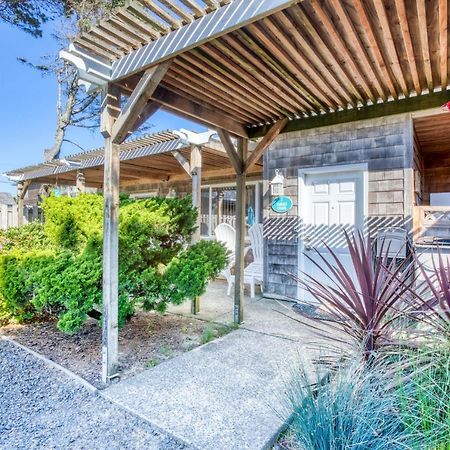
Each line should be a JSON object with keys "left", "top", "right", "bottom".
{"left": 297, "top": 163, "right": 368, "bottom": 301}
{"left": 200, "top": 180, "right": 263, "bottom": 237}
{"left": 111, "top": 0, "right": 299, "bottom": 82}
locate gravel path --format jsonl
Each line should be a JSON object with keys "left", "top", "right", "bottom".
{"left": 0, "top": 340, "right": 190, "bottom": 450}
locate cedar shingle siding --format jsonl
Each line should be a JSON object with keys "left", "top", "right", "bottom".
{"left": 264, "top": 113, "right": 412, "bottom": 298}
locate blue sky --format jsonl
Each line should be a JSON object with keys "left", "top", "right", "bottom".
{"left": 0, "top": 20, "right": 205, "bottom": 194}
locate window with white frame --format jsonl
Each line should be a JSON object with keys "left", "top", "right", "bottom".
{"left": 200, "top": 182, "right": 263, "bottom": 237}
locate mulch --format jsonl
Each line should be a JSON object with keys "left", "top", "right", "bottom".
{"left": 0, "top": 311, "right": 229, "bottom": 389}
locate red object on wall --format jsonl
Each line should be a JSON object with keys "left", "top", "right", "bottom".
{"left": 441, "top": 101, "right": 450, "bottom": 111}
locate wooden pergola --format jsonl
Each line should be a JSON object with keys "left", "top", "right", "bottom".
{"left": 61, "top": 0, "right": 450, "bottom": 382}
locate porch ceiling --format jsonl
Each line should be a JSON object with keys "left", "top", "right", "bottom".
{"left": 65, "top": 0, "right": 450, "bottom": 136}
{"left": 414, "top": 112, "right": 450, "bottom": 160}
{"left": 10, "top": 134, "right": 263, "bottom": 189}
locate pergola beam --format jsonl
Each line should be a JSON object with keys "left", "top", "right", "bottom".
{"left": 112, "top": 62, "right": 171, "bottom": 144}
{"left": 244, "top": 118, "right": 288, "bottom": 173}
{"left": 172, "top": 150, "right": 191, "bottom": 176}
{"left": 217, "top": 129, "right": 243, "bottom": 173}
{"left": 249, "top": 91, "right": 450, "bottom": 138}
{"left": 153, "top": 87, "right": 248, "bottom": 137}
{"left": 111, "top": 0, "right": 300, "bottom": 82}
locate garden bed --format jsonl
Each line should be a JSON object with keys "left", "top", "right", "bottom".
{"left": 0, "top": 311, "right": 232, "bottom": 389}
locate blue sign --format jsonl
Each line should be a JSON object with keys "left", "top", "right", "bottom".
{"left": 271, "top": 196, "right": 293, "bottom": 213}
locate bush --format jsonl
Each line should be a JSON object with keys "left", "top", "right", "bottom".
{"left": 286, "top": 358, "right": 415, "bottom": 450}
{"left": 398, "top": 346, "right": 450, "bottom": 449}
{"left": 0, "top": 222, "right": 50, "bottom": 255}
{"left": 139, "top": 240, "right": 229, "bottom": 312}
{"left": 0, "top": 194, "right": 226, "bottom": 333}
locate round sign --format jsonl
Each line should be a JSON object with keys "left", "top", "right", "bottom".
{"left": 271, "top": 196, "right": 293, "bottom": 213}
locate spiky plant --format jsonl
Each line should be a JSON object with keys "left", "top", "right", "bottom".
{"left": 291, "top": 232, "right": 417, "bottom": 360}
{"left": 414, "top": 248, "right": 450, "bottom": 341}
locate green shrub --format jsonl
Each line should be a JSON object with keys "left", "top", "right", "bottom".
{"left": 398, "top": 346, "right": 450, "bottom": 449}
{"left": 42, "top": 194, "right": 103, "bottom": 251}
{"left": 0, "top": 223, "right": 50, "bottom": 255}
{"left": 0, "top": 194, "right": 226, "bottom": 334}
{"left": 139, "top": 240, "right": 228, "bottom": 313}
{"left": 0, "top": 250, "right": 54, "bottom": 323}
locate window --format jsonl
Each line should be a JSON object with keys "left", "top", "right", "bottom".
{"left": 200, "top": 182, "right": 263, "bottom": 237}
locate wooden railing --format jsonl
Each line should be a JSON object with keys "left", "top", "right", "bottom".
{"left": 414, "top": 206, "right": 450, "bottom": 239}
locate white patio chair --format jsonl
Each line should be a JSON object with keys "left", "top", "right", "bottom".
{"left": 227, "top": 223, "right": 264, "bottom": 298}
{"left": 214, "top": 223, "right": 236, "bottom": 261}
{"left": 214, "top": 223, "right": 237, "bottom": 296}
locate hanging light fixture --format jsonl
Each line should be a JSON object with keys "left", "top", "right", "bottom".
{"left": 270, "top": 169, "right": 285, "bottom": 197}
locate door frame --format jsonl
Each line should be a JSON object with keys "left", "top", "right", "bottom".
{"left": 297, "top": 163, "right": 369, "bottom": 301}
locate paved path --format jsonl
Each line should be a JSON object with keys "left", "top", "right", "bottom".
{"left": 0, "top": 340, "right": 190, "bottom": 450}
{"left": 106, "top": 295, "right": 318, "bottom": 450}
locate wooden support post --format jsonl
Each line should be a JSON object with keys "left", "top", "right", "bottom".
{"left": 76, "top": 171, "right": 86, "bottom": 193}
{"left": 191, "top": 145, "right": 202, "bottom": 314}
{"left": 17, "top": 180, "right": 30, "bottom": 227}
{"left": 191, "top": 145, "right": 202, "bottom": 244}
{"left": 101, "top": 85, "right": 121, "bottom": 383}
{"left": 234, "top": 138, "right": 247, "bottom": 324}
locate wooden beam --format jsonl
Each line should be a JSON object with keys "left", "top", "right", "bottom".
{"left": 190, "top": 145, "right": 202, "bottom": 314}
{"left": 217, "top": 129, "right": 243, "bottom": 173}
{"left": 100, "top": 87, "right": 121, "bottom": 138}
{"left": 331, "top": 0, "right": 386, "bottom": 101}
{"left": 130, "top": 102, "right": 161, "bottom": 133}
{"left": 353, "top": 0, "right": 398, "bottom": 99}
{"left": 310, "top": 0, "right": 377, "bottom": 103}
{"left": 76, "top": 172, "right": 86, "bottom": 193}
{"left": 172, "top": 150, "right": 191, "bottom": 175}
{"left": 112, "top": 62, "right": 171, "bottom": 143}
{"left": 110, "top": 0, "right": 300, "bottom": 81}
{"left": 439, "top": 0, "right": 448, "bottom": 89}
{"left": 244, "top": 118, "right": 287, "bottom": 173}
{"left": 17, "top": 180, "right": 31, "bottom": 227}
{"left": 152, "top": 86, "right": 248, "bottom": 137}
{"left": 417, "top": 0, "right": 433, "bottom": 91}
{"left": 372, "top": 0, "right": 409, "bottom": 97}
{"left": 234, "top": 137, "right": 248, "bottom": 324}
{"left": 248, "top": 91, "right": 450, "bottom": 138}
{"left": 101, "top": 84, "right": 121, "bottom": 384}
{"left": 395, "top": 0, "right": 421, "bottom": 95}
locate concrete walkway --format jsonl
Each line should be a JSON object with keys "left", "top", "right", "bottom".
{"left": 105, "top": 282, "right": 319, "bottom": 450}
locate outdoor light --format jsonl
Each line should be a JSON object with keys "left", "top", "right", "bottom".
{"left": 270, "top": 169, "right": 285, "bottom": 197}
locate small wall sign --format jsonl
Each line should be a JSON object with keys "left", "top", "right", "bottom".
{"left": 271, "top": 196, "right": 293, "bottom": 214}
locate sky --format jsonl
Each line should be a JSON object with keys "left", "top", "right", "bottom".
{"left": 0, "top": 19, "right": 205, "bottom": 195}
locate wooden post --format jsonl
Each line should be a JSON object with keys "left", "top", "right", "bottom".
{"left": 76, "top": 172, "right": 86, "bottom": 193}
{"left": 191, "top": 145, "right": 202, "bottom": 244}
{"left": 17, "top": 181, "right": 30, "bottom": 227}
{"left": 191, "top": 145, "right": 202, "bottom": 314}
{"left": 234, "top": 138, "right": 247, "bottom": 324}
{"left": 217, "top": 190, "right": 224, "bottom": 226}
{"left": 101, "top": 85, "right": 121, "bottom": 383}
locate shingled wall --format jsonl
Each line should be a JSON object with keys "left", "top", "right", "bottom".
{"left": 263, "top": 113, "right": 413, "bottom": 299}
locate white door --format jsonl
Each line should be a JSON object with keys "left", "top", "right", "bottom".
{"left": 299, "top": 167, "right": 366, "bottom": 302}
